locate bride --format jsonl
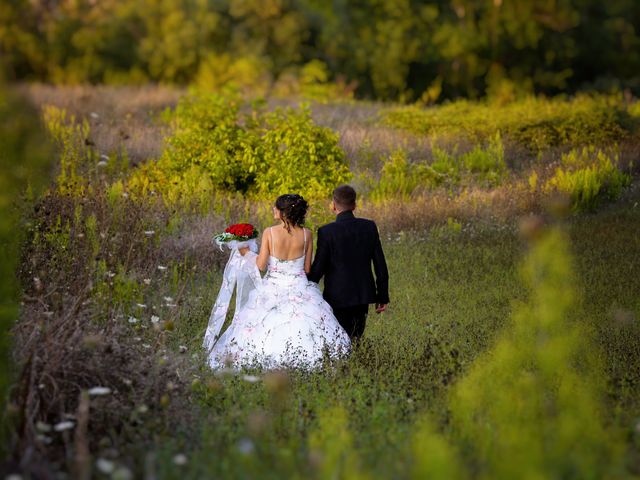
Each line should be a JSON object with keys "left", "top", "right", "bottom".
{"left": 204, "top": 194, "right": 351, "bottom": 369}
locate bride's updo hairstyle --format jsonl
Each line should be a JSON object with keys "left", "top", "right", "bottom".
{"left": 275, "top": 194, "right": 308, "bottom": 232}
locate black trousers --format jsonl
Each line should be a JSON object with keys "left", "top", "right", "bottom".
{"left": 333, "top": 304, "right": 369, "bottom": 339}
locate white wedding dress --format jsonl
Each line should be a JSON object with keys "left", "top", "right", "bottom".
{"left": 204, "top": 230, "right": 350, "bottom": 369}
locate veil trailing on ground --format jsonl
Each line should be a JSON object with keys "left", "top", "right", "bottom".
{"left": 203, "top": 240, "right": 261, "bottom": 354}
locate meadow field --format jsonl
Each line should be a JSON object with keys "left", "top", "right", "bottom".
{"left": 2, "top": 85, "right": 640, "bottom": 478}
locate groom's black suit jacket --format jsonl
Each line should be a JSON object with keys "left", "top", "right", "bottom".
{"left": 308, "top": 210, "right": 389, "bottom": 309}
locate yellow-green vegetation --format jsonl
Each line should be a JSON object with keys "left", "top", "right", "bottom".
{"left": 371, "top": 134, "right": 506, "bottom": 200}
{"left": 128, "top": 93, "right": 351, "bottom": 207}
{"left": 451, "top": 228, "right": 624, "bottom": 478}
{"left": 545, "top": 146, "right": 631, "bottom": 212}
{"left": 381, "top": 95, "right": 637, "bottom": 150}
{"left": 3, "top": 1, "right": 640, "bottom": 101}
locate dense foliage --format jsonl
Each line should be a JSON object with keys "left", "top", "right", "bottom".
{"left": 544, "top": 146, "right": 631, "bottom": 212}
{"left": 381, "top": 94, "right": 637, "bottom": 150}
{"left": 2, "top": 0, "right": 640, "bottom": 100}
{"left": 127, "top": 93, "right": 351, "bottom": 205}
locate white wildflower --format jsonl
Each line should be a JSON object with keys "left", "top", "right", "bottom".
{"left": 237, "top": 438, "right": 254, "bottom": 455}
{"left": 97, "top": 160, "right": 108, "bottom": 168}
{"left": 144, "top": 230, "right": 155, "bottom": 236}
{"left": 173, "top": 453, "right": 188, "bottom": 466}
{"left": 242, "top": 375, "right": 260, "bottom": 383}
{"left": 53, "top": 421, "right": 75, "bottom": 432}
{"left": 179, "top": 345, "right": 187, "bottom": 353}
{"left": 157, "top": 265, "right": 167, "bottom": 271}
{"left": 88, "top": 387, "right": 112, "bottom": 396}
{"left": 143, "top": 278, "right": 151, "bottom": 285}
{"left": 136, "top": 303, "right": 147, "bottom": 309}
{"left": 96, "top": 458, "right": 115, "bottom": 474}
{"left": 163, "top": 296, "right": 174, "bottom": 302}
{"left": 90, "top": 112, "right": 99, "bottom": 119}
{"left": 142, "top": 344, "right": 151, "bottom": 349}
{"left": 151, "top": 315, "right": 160, "bottom": 324}
{"left": 127, "top": 316, "right": 138, "bottom": 324}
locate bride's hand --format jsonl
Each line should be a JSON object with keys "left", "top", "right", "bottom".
{"left": 238, "top": 247, "right": 250, "bottom": 256}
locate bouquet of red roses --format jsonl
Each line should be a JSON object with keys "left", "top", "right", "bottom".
{"left": 214, "top": 223, "right": 259, "bottom": 251}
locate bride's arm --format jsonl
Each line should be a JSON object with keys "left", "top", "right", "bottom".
{"left": 304, "top": 228, "right": 313, "bottom": 274}
{"left": 255, "top": 232, "right": 270, "bottom": 271}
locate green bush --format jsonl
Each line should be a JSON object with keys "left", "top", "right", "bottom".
{"left": 371, "top": 134, "right": 506, "bottom": 200}
{"left": 128, "top": 93, "right": 351, "bottom": 204}
{"left": 451, "top": 228, "right": 625, "bottom": 479}
{"left": 431, "top": 133, "right": 507, "bottom": 186}
{"left": 381, "top": 95, "right": 634, "bottom": 150}
{"left": 544, "top": 146, "right": 631, "bottom": 212}
{"left": 43, "top": 105, "right": 93, "bottom": 196}
{"left": 370, "top": 149, "right": 443, "bottom": 200}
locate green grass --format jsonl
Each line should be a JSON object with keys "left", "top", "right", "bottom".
{"left": 147, "top": 199, "right": 640, "bottom": 479}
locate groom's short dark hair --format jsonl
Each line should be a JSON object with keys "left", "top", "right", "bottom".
{"left": 333, "top": 185, "right": 356, "bottom": 210}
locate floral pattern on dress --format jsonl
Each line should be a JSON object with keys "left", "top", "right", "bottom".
{"left": 206, "top": 254, "right": 351, "bottom": 369}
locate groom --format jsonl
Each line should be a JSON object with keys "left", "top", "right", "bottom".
{"left": 308, "top": 185, "right": 389, "bottom": 339}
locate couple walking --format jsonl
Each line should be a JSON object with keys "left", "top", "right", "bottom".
{"left": 204, "top": 185, "right": 389, "bottom": 369}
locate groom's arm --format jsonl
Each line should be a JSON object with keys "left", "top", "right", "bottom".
{"left": 371, "top": 224, "right": 389, "bottom": 305}
{"left": 307, "top": 227, "right": 329, "bottom": 283}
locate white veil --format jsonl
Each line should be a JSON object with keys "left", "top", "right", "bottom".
{"left": 203, "top": 239, "right": 261, "bottom": 353}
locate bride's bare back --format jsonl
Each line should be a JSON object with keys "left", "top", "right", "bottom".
{"left": 256, "top": 225, "right": 313, "bottom": 273}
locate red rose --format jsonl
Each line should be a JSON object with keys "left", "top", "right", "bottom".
{"left": 225, "top": 223, "right": 255, "bottom": 238}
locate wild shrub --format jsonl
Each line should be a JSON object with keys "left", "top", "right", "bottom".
{"left": 272, "top": 60, "right": 354, "bottom": 102}
{"left": 371, "top": 135, "right": 506, "bottom": 200}
{"left": 544, "top": 146, "right": 631, "bottom": 212}
{"left": 410, "top": 418, "right": 462, "bottom": 480}
{"left": 381, "top": 95, "right": 633, "bottom": 151}
{"left": 309, "top": 406, "right": 369, "bottom": 480}
{"left": 43, "top": 105, "right": 93, "bottom": 196}
{"left": 450, "top": 227, "right": 625, "bottom": 478}
{"left": 370, "top": 150, "right": 443, "bottom": 200}
{"left": 254, "top": 105, "right": 350, "bottom": 197}
{"left": 431, "top": 133, "right": 507, "bottom": 186}
{"left": 127, "top": 93, "right": 351, "bottom": 205}
{"left": 194, "top": 53, "right": 272, "bottom": 96}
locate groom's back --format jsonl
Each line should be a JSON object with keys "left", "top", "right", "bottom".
{"left": 309, "top": 211, "right": 389, "bottom": 309}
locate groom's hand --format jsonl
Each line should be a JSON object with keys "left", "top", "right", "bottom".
{"left": 375, "top": 303, "right": 388, "bottom": 314}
